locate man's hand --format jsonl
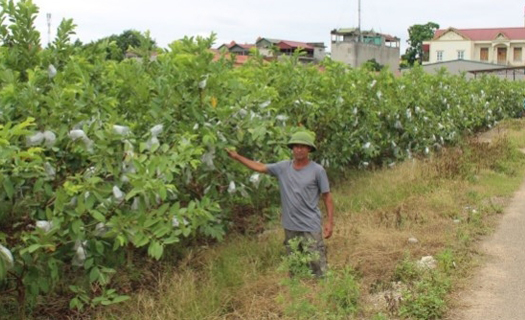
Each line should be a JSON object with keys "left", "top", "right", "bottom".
{"left": 225, "top": 149, "right": 268, "bottom": 173}
{"left": 322, "top": 192, "right": 334, "bottom": 239}
{"left": 225, "top": 148, "right": 239, "bottom": 160}
{"left": 323, "top": 222, "right": 333, "bottom": 239}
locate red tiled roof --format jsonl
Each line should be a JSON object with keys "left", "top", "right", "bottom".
{"left": 434, "top": 27, "right": 525, "bottom": 41}
{"left": 277, "top": 40, "right": 314, "bottom": 50}
{"left": 221, "top": 41, "right": 255, "bottom": 50}
{"left": 210, "top": 50, "right": 271, "bottom": 66}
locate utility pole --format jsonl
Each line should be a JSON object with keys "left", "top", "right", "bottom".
{"left": 46, "top": 13, "right": 51, "bottom": 47}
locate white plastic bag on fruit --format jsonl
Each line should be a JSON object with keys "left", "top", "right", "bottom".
{"left": 112, "top": 186, "right": 125, "bottom": 201}
{"left": 172, "top": 217, "right": 180, "bottom": 228}
{"left": 68, "top": 196, "right": 78, "bottom": 207}
{"left": 259, "top": 100, "right": 271, "bottom": 109}
{"left": 217, "top": 132, "right": 227, "bottom": 142}
{"left": 42, "top": 130, "right": 56, "bottom": 147}
{"left": 276, "top": 115, "right": 288, "bottom": 122}
{"left": 0, "top": 244, "right": 14, "bottom": 269}
{"left": 131, "top": 197, "right": 140, "bottom": 211}
{"left": 36, "top": 220, "right": 54, "bottom": 232}
{"left": 121, "top": 174, "right": 130, "bottom": 183}
{"left": 113, "top": 125, "right": 130, "bottom": 136}
{"left": 26, "top": 131, "right": 45, "bottom": 146}
{"left": 48, "top": 64, "right": 57, "bottom": 78}
{"left": 150, "top": 124, "right": 163, "bottom": 137}
{"left": 198, "top": 74, "right": 208, "bottom": 89}
{"left": 83, "top": 138, "right": 94, "bottom": 153}
{"left": 44, "top": 162, "right": 56, "bottom": 179}
{"left": 122, "top": 162, "right": 136, "bottom": 174}
{"left": 123, "top": 139, "right": 134, "bottom": 151}
{"left": 94, "top": 223, "right": 108, "bottom": 237}
{"left": 85, "top": 166, "right": 96, "bottom": 178}
{"left": 239, "top": 184, "right": 249, "bottom": 198}
{"left": 228, "top": 181, "right": 236, "bottom": 194}
{"left": 238, "top": 108, "right": 248, "bottom": 118}
{"left": 249, "top": 173, "right": 260, "bottom": 188}
{"left": 69, "top": 129, "right": 87, "bottom": 141}
{"left": 71, "top": 241, "right": 87, "bottom": 267}
{"left": 146, "top": 136, "right": 159, "bottom": 150}
{"left": 201, "top": 150, "right": 215, "bottom": 169}
{"left": 394, "top": 120, "right": 403, "bottom": 130}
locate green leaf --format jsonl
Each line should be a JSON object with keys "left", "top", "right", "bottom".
{"left": 90, "top": 210, "right": 106, "bottom": 222}
{"left": 89, "top": 267, "right": 101, "bottom": 283}
{"left": 147, "top": 240, "right": 163, "bottom": 260}
{"left": 125, "top": 188, "right": 141, "bottom": 201}
{"left": 25, "top": 244, "right": 41, "bottom": 253}
{"left": 69, "top": 297, "right": 81, "bottom": 310}
{"left": 158, "top": 187, "right": 167, "bottom": 201}
{"left": 2, "top": 178, "right": 14, "bottom": 200}
{"left": 112, "top": 295, "right": 130, "bottom": 303}
{"left": 33, "top": 178, "right": 44, "bottom": 192}
{"left": 144, "top": 218, "right": 159, "bottom": 229}
{"left": 153, "top": 225, "right": 170, "bottom": 238}
{"left": 71, "top": 219, "right": 83, "bottom": 236}
{"left": 101, "top": 299, "right": 113, "bottom": 306}
{"left": 163, "top": 236, "right": 180, "bottom": 245}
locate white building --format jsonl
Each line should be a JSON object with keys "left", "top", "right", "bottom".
{"left": 423, "top": 27, "right": 525, "bottom": 66}
{"left": 330, "top": 28, "right": 400, "bottom": 73}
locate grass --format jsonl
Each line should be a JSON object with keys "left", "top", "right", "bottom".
{"left": 57, "top": 119, "right": 525, "bottom": 319}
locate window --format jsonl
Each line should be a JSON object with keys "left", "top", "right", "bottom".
{"left": 437, "top": 51, "right": 443, "bottom": 61}
{"left": 480, "top": 48, "right": 489, "bottom": 61}
{"left": 514, "top": 47, "right": 522, "bottom": 62}
{"left": 457, "top": 50, "right": 465, "bottom": 60}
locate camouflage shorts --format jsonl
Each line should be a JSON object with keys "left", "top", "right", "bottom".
{"left": 283, "top": 229, "right": 327, "bottom": 278}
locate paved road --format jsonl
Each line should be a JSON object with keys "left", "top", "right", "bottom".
{"left": 449, "top": 177, "right": 525, "bottom": 320}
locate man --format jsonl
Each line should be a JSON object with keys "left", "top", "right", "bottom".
{"left": 226, "top": 130, "right": 334, "bottom": 277}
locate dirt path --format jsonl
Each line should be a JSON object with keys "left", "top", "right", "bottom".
{"left": 447, "top": 168, "right": 525, "bottom": 319}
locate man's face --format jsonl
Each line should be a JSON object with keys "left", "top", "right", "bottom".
{"left": 291, "top": 144, "right": 311, "bottom": 160}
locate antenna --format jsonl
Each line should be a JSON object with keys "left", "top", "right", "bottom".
{"left": 358, "top": 0, "right": 361, "bottom": 32}
{"left": 46, "top": 13, "right": 51, "bottom": 47}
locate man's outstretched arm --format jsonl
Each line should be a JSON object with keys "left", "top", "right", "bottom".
{"left": 226, "top": 149, "right": 268, "bottom": 173}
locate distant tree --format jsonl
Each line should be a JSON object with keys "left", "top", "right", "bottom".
{"left": 363, "top": 58, "right": 384, "bottom": 71}
{"left": 85, "top": 29, "right": 157, "bottom": 61}
{"left": 112, "top": 30, "right": 156, "bottom": 56}
{"left": 402, "top": 22, "right": 439, "bottom": 66}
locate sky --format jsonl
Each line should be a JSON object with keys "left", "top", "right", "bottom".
{"left": 32, "top": 0, "right": 524, "bottom": 54}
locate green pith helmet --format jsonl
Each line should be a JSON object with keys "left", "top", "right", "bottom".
{"left": 287, "top": 131, "right": 317, "bottom": 152}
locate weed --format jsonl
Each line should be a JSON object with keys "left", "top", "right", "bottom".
{"left": 320, "top": 268, "right": 360, "bottom": 315}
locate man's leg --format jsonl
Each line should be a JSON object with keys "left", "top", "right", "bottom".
{"left": 304, "top": 231, "right": 327, "bottom": 278}
{"left": 284, "top": 230, "right": 327, "bottom": 278}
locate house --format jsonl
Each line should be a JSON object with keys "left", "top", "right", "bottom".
{"left": 330, "top": 28, "right": 400, "bottom": 73}
{"left": 217, "top": 41, "right": 256, "bottom": 56}
{"left": 422, "top": 27, "right": 525, "bottom": 66}
{"left": 216, "top": 37, "right": 327, "bottom": 64}
{"left": 255, "top": 37, "right": 326, "bottom": 63}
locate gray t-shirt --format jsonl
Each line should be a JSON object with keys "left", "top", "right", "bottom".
{"left": 266, "top": 160, "right": 330, "bottom": 232}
